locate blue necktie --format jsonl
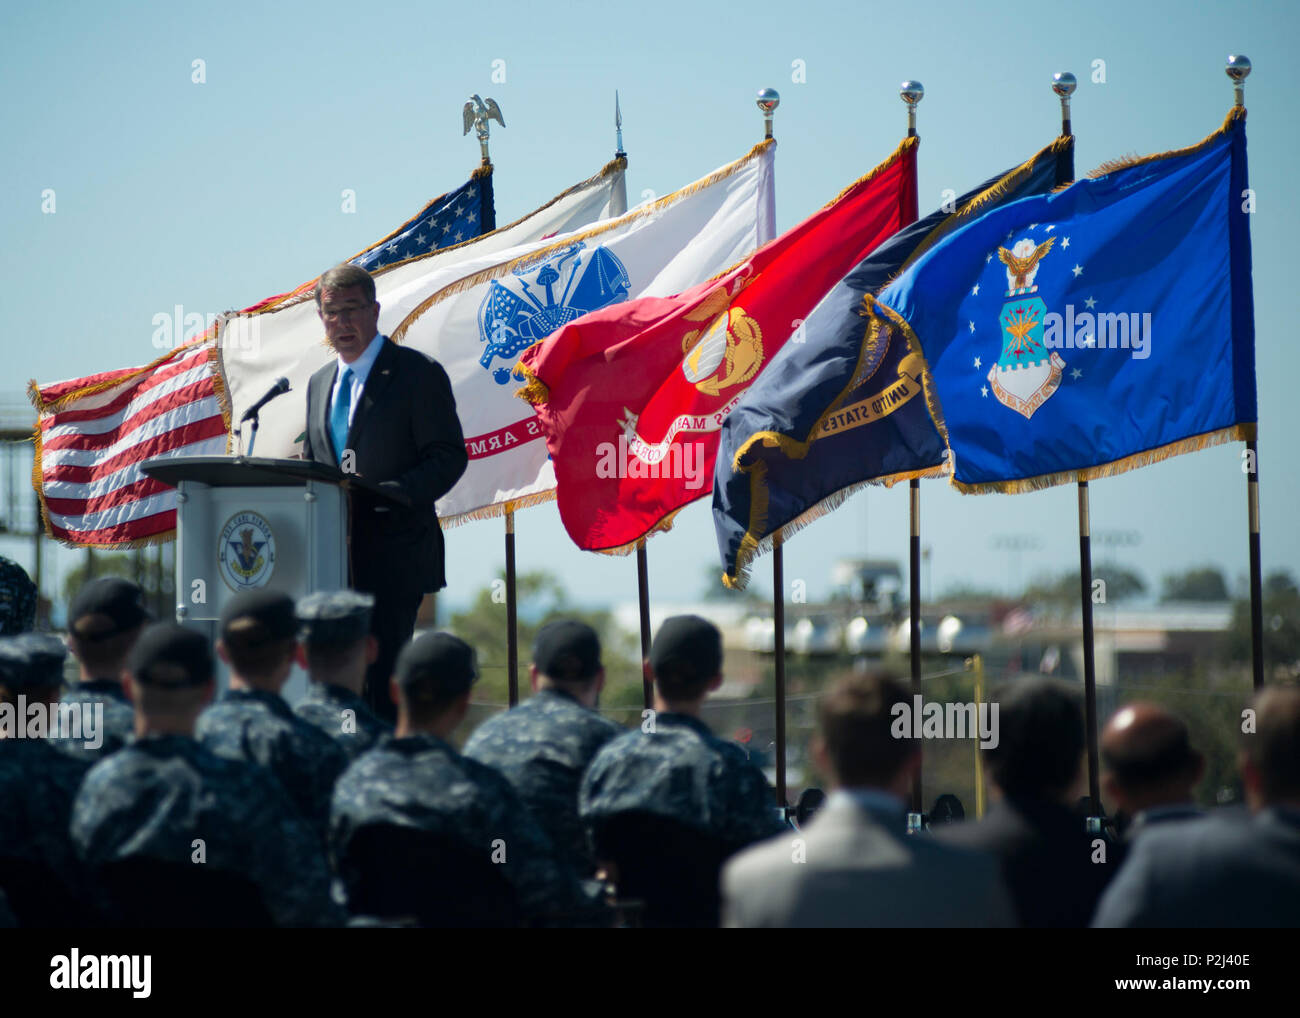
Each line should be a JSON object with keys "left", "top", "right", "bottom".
{"left": 330, "top": 368, "right": 354, "bottom": 462}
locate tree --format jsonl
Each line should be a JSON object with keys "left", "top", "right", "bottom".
{"left": 1024, "top": 565, "right": 1146, "bottom": 606}
{"left": 1227, "top": 570, "right": 1300, "bottom": 678}
{"left": 448, "top": 570, "right": 645, "bottom": 715}
{"left": 1161, "top": 567, "right": 1229, "bottom": 602}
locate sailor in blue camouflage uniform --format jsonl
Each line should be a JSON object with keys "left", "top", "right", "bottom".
{"left": 581, "top": 615, "right": 786, "bottom": 852}
{"left": 0, "top": 556, "right": 36, "bottom": 636}
{"left": 0, "top": 633, "right": 95, "bottom": 925}
{"left": 70, "top": 623, "right": 342, "bottom": 926}
{"left": 293, "top": 591, "right": 391, "bottom": 760}
{"left": 464, "top": 619, "right": 624, "bottom": 874}
{"left": 196, "top": 590, "right": 348, "bottom": 844}
{"left": 331, "top": 631, "right": 608, "bottom": 926}
{"left": 52, "top": 577, "right": 148, "bottom": 763}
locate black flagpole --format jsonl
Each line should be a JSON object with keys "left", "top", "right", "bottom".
{"left": 1053, "top": 72, "right": 1102, "bottom": 817}
{"left": 756, "top": 86, "right": 789, "bottom": 811}
{"left": 902, "top": 81, "right": 925, "bottom": 825}
{"left": 1227, "top": 58, "right": 1265, "bottom": 690}
{"left": 505, "top": 508, "right": 519, "bottom": 706}
{"left": 636, "top": 542, "right": 653, "bottom": 709}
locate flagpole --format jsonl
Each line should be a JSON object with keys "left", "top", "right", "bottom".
{"left": 755, "top": 86, "right": 789, "bottom": 810}
{"left": 1052, "top": 71, "right": 1103, "bottom": 818}
{"left": 1227, "top": 55, "right": 1264, "bottom": 690}
{"left": 901, "top": 80, "right": 925, "bottom": 826}
{"left": 611, "top": 91, "right": 628, "bottom": 217}
{"left": 505, "top": 507, "right": 519, "bottom": 706}
{"left": 636, "top": 541, "right": 652, "bottom": 709}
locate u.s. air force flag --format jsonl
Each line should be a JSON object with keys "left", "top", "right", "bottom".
{"left": 715, "top": 136, "right": 1074, "bottom": 588}
{"left": 866, "top": 108, "right": 1254, "bottom": 493}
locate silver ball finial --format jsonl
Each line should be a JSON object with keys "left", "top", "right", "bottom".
{"left": 900, "top": 81, "right": 923, "bottom": 133}
{"left": 1226, "top": 54, "right": 1252, "bottom": 82}
{"left": 1227, "top": 54, "right": 1251, "bottom": 107}
{"left": 757, "top": 87, "right": 780, "bottom": 139}
{"left": 1052, "top": 71, "right": 1077, "bottom": 97}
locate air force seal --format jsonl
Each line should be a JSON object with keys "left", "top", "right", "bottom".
{"left": 218, "top": 511, "right": 276, "bottom": 591}
{"left": 988, "top": 236, "right": 1065, "bottom": 419}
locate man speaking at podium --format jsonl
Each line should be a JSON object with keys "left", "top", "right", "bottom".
{"left": 302, "top": 264, "right": 468, "bottom": 720}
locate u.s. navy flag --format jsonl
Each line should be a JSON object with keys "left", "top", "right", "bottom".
{"left": 865, "top": 109, "right": 1254, "bottom": 494}
{"left": 519, "top": 137, "right": 918, "bottom": 553}
{"left": 715, "top": 136, "right": 1074, "bottom": 588}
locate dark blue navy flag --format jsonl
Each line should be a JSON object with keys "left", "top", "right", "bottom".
{"left": 869, "top": 110, "right": 1254, "bottom": 495}
{"left": 714, "top": 137, "right": 1073, "bottom": 588}
{"left": 351, "top": 167, "right": 495, "bottom": 272}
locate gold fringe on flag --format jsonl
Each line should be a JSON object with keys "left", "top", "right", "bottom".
{"left": 438, "top": 489, "right": 557, "bottom": 529}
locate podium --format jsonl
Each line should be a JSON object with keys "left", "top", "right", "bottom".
{"left": 140, "top": 455, "right": 407, "bottom": 699}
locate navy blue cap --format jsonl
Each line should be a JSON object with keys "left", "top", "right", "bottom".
{"left": 533, "top": 620, "right": 601, "bottom": 682}
{"left": 69, "top": 577, "right": 152, "bottom": 641}
{"left": 220, "top": 589, "right": 298, "bottom": 646}
{"left": 127, "top": 623, "right": 214, "bottom": 687}
{"left": 649, "top": 615, "right": 722, "bottom": 680}
{"left": 394, "top": 631, "right": 477, "bottom": 695}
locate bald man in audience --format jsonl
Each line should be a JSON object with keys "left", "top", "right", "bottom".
{"left": 1101, "top": 703, "right": 1204, "bottom": 840}
{"left": 1093, "top": 685, "right": 1300, "bottom": 927}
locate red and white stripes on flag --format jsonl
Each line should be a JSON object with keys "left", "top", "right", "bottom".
{"left": 29, "top": 339, "right": 230, "bottom": 546}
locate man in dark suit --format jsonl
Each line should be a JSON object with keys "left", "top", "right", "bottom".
{"left": 302, "top": 264, "right": 468, "bottom": 720}
{"left": 1092, "top": 685, "right": 1300, "bottom": 927}
{"left": 937, "top": 678, "right": 1119, "bottom": 927}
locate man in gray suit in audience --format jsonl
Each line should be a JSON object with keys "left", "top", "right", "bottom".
{"left": 1093, "top": 684, "right": 1300, "bottom": 928}
{"left": 722, "top": 671, "right": 1015, "bottom": 928}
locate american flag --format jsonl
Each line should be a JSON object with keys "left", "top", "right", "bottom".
{"left": 29, "top": 167, "right": 496, "bottom": 546}
{"left": 30, "top": 339, "right": 229, "bottom": 546}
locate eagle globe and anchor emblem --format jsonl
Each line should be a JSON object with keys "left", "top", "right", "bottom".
{"left": 987, "top": 235, "right": 1066, "bottom": 420}
{"left": 478, "top": 240, "right": 631, "bottom": 385}
{"left": 217, "top": 511, "right": 277, "bottom": 591}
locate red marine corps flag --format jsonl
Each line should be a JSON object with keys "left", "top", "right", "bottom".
{"left": 518, "top": 136, "right": 918, "bottom": 552}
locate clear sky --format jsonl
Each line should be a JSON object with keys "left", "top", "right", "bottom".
{"left": 2, "top": 0, "right": 1296, "bottom": 612}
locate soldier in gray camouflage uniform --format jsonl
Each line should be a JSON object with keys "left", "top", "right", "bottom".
{"left": 0, "top": 634, "right": 95, "bottom": 925}
{"left": 0, "top": 556, "right": 36, "bottom": 636}
{"left": 196, "top": 590, "right": 348, "bottom": 844}
{"left": 293, "top": 591, "right": 391, "bottom": 760}
{"left": 52, "top": 577, "right": 149, "bottom": 763}
{"left": 70, "top": 623, "right": 342, "bottom": 927}
{"left": 331, "top": 631, "right": 608, "bottom": 926}
{"left": 464, "top": 619, "right": 624, "bottom": 874}
{"left": 580, "top": 615, "right": 786, "bottom": 852}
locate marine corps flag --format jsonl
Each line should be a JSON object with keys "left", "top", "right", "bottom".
{"left": 866, "top": 109, "right": 1254, "bottom": 493}
{"left": 714, "top": 136, "right": 1074, "bottom": 588}
{"left": 519, "top": 136, "right": 918, "bottom": 553}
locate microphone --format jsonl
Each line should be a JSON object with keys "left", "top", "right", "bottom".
{"left": 240, "top": 377, "right": 290, "bottom": 423}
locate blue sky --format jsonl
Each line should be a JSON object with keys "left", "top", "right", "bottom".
{"left": 2, "top": 0, "right": 1296, "bottom": 611}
